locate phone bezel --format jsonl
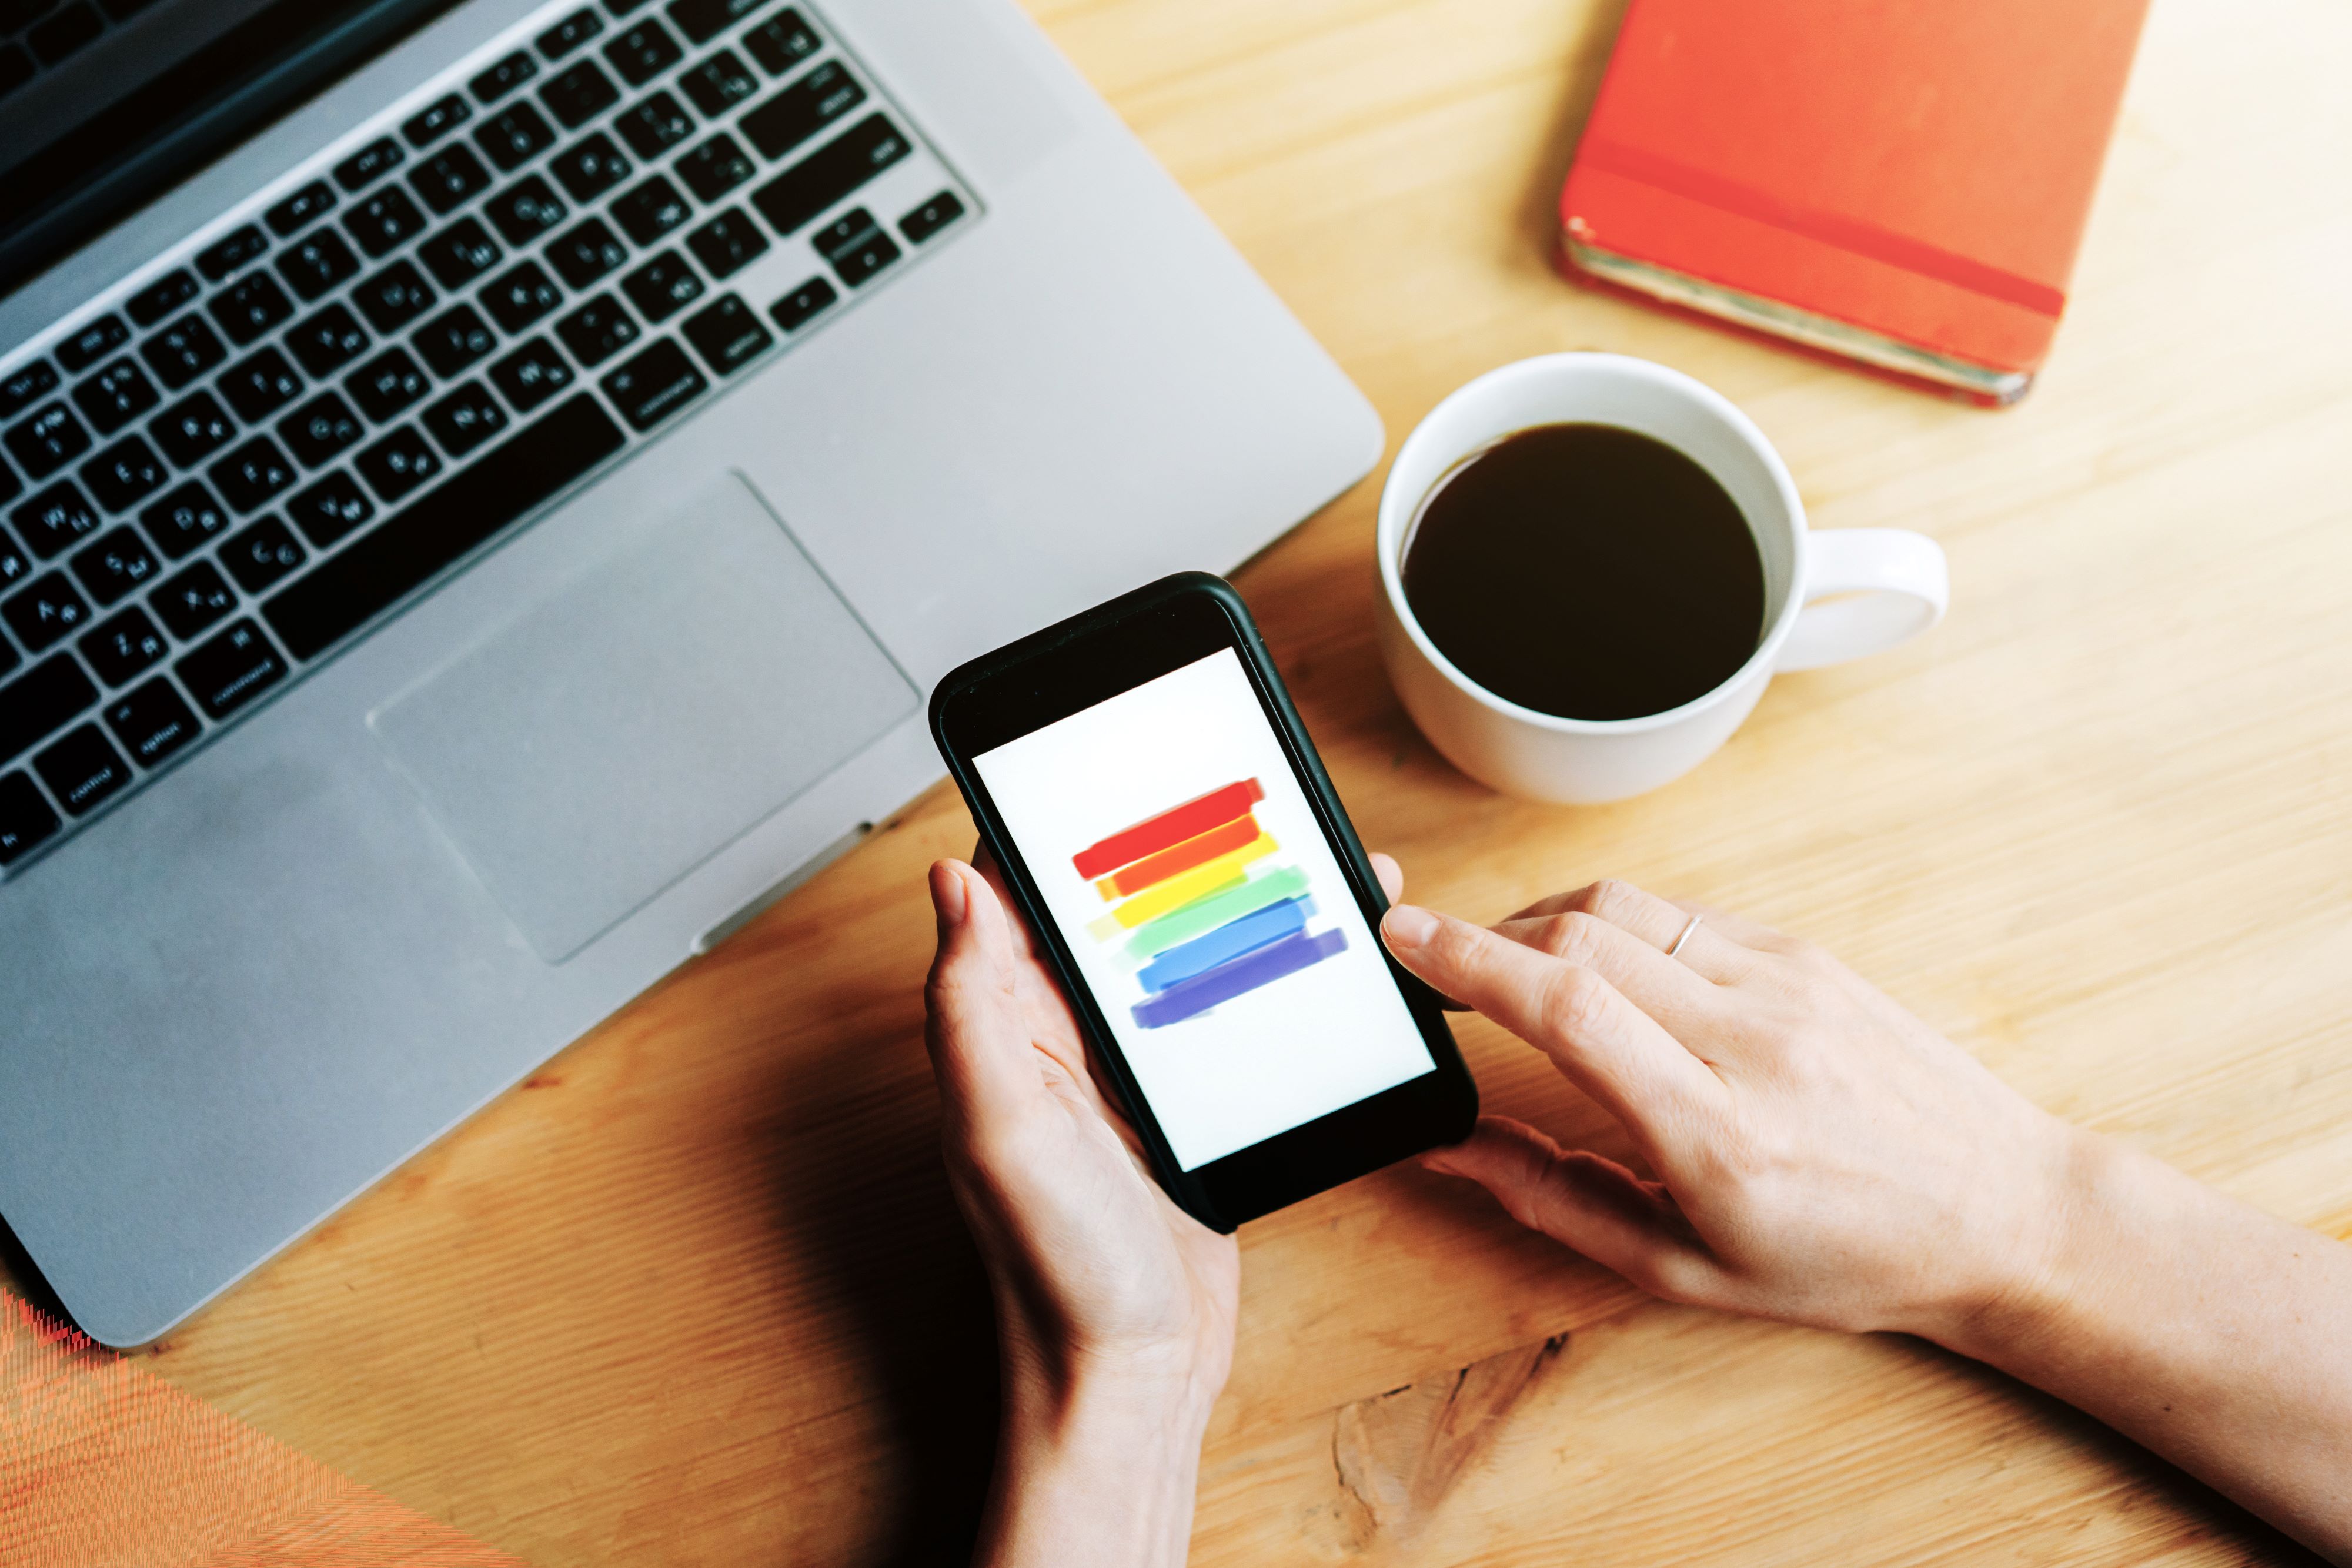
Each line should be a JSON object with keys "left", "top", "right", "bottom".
{"left": 929, "top": 572, "right": 1478, "bottom": 1232}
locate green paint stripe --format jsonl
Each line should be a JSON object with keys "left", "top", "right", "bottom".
{"left": 1123, "top": 865, "right": 1312, "bottom": 960}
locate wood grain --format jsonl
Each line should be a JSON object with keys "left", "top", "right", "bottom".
{"left": 8, "top": 0, "right": 2349, "bottom": 1561}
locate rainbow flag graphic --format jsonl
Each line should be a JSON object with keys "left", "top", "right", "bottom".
{"left": 1072, "top": 779, "right": 1348, "bottom": 1029}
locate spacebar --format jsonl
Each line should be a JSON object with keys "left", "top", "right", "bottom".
{"left": 265, "top": 394, "right": 626, "bottom": 663}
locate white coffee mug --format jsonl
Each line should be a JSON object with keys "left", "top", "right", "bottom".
{"left": 1375, "top": 354, "right": 1949, "bottom": 804}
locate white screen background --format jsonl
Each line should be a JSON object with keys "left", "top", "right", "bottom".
{"left": 973, "top": 649, "right": 1436, "bottom": 1169}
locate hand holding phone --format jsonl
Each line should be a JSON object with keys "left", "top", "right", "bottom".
{"left": 931, "top": 574, "right": 1476, "bottom": 1232}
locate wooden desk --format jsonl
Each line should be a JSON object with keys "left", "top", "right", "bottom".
{"left": 22, "top": 0, "right": 2350, "bottom": 1560}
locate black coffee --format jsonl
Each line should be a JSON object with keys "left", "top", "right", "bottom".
{"left": 1401, "top": 423, "right": 1765, "bottom": 721}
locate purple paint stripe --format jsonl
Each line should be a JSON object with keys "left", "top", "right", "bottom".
{"left": 1131, "top": 927, "right": 1348, "bottom": 1029}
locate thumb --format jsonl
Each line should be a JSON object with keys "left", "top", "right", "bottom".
{"left": 924, "top": 860, "right": 1041, "bottom": 1124}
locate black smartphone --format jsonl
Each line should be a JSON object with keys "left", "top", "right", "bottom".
{"left": 930, "top": 572, "right": 1478, "bottom": 1232}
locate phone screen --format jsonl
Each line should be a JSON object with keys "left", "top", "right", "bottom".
{"left": 971, "top": 647, "right": 1438, "bottom": 1170}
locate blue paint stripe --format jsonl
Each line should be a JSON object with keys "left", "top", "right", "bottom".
{"left": 1131, "top": 927, "right": 1348, "bottom": 1029}
{"left": 1137, "top": 896, "right": 1314, "bottom": 993}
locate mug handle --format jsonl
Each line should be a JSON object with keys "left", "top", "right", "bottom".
{"left": 1775, "top": 529, "right": 1950, "bottom": 672}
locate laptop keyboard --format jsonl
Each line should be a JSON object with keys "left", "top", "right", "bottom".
{"left": 0, "top": 0, "right": 974, "bottom": 875}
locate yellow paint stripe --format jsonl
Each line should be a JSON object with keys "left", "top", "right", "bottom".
{"left": 1108, "top": 834, "right": 1277, "bottom": 928}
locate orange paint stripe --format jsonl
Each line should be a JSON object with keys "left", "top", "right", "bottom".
{"left": 1093, "top": 813, "right": 1262, "bottom": 900}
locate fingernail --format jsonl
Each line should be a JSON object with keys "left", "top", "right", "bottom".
{"left": 1383, "top": 904, "right": 1439, "bottom": 949}
{"left": 930, "top": 861, "right": 968, "bottom": 927}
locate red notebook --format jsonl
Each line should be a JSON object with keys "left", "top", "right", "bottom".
{"left": 1559, "top": 0, "right": 2149, "bottom": 403}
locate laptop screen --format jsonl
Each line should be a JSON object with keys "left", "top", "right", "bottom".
{"left": 0, "top": 0, "right": 463, "bottom": 298}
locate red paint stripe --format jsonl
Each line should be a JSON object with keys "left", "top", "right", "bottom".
{"left": 1578, "top": 140, "right": 2066, "bottom": 318}
{"left": 1098, "top": 813, "right": 1262, "bottom": 898}
{"left": 1072, "top": 779, "right": 1264, "bottom": 879}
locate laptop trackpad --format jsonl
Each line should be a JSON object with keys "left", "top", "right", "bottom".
{"left": 370, "top": 472, "right": 918, "bottom": 964}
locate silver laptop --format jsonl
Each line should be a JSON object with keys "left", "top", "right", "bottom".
{"left": 0, "top": 0, "right": 1379, "bottom": 1346}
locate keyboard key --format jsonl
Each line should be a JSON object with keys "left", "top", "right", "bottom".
{"left": 138, "top": 481, "right": 229, "bottom": 559}
{"left": 353, "top": 426, "right": 443, "bottom": 502}
{"left": 538, "top": 7, "right": 604, "bottom": 59}
{"left": 265, "top": 394, "right": 624, "bottom": 661}
{"left": 0, "top": 524, "right": 25, "bottom": 588}
{"left": 553, "top": 293, "right": 639, "bottom": 365}
{"left": 71, "top": 358, "right": 159, "bottom": 435}
{"left": 413, "top": 305, "right": 497, "bottom": 376}
{"left": 285, "top": 303, "right": 373, "bottom": 378}
{"left": 830, "top": 226, "right": 898, "bottom": 287}
{"left": 550, "top": 131, "right": 633, "bottom": 201}
{"left": 899, "top": 189, "right": 965, "bottom": 245}
{"left": 620, "top": 252, "right": 703, "bottom": 323}
{"left": 612, "top": 174, "right": 691, "bottom": 244}
{"left": 218, "top": 348, "right": 305, "bottom": 422}
{"left": 488, "top": 337, "right": 575, "bottom": 413}
{"left": 751, "top": 115, "right": 909, "bottom": 235}
{"left": 546, "top": 218, "right": 629, "bottom": 287}
{"left": 606, "top": 0, "right": 656, "bottom": 14}
{"left": 352, "top": 260, "right": 438, "bottom": 334}
{"left": 265, "top": 180, "right": 339, "bottom": 238}
{"left": 667, "top": 0, "right": 767, "bottom": 45}
{"left": 0, "top": 456, "right": 14, "bottom": 510}
{"left": 0, "top": 653, "right": 98, "bottom": 764}
{"left": 14, "top": 481, "right": 100, "bottom": 557}
{"left": 540, "top": 56, "right": 619, "bottom": 128}
{"left": 741, "top": 9, "right": 816, "bottom": 75}
{"left": 483, "top": 175, "right": 569, "bottom": 245}
{"left": 195, "top": 225, "right": 270, "bottom": 282}
{"left": 604, "top": 18, "right": 681, "bottom": 85}
{"left": 1, "top": 361, "right": 59, "bottom": 421}
{"left": 344, "top": 186, "right": 428, "bottom": 257}
{"left": 0, "top": 768, "right": 59, "bottom": 865}
{"left": 175, "top": 618, "right": 287, "bottom": 719}
{"left": 615, "top": 90, "right": 694, "bottom": 159}
{"left": 208, "top": 437, "right": 295, "bottom": 513}
{"left": 685, "top": 208, "right": 767, "bottom": 277}
{"left": 600, "top": 337, "right": 705, "bottom": 430}
{"left": 138, "top": 313, "right": 228, "bottom": 390}
{"left": 422, "top": 382, "right": 510, "bottom": 458}
{"left": 740, "top": 61, "right": 864, "bottom": 161}
{"left": 480, "top": 261, "right": 564, "bottom": 332}
{"left": 680, "top": 293, "right": 771, "bottom": 375}
{"left": 768, "top": 274, "right": 834, "bottom": 331}
{"left": 345, "top": 349, "right": 432, "bottom": 422}
{"left": 104, "top": 677, "right": 199, "bottom": 769}
{"left": 471, "top": 48, "right": 538, "bottom": 103}
{"left": 148, "top": 392, "right": 237, "bottom": 468}
{"left": 402, "top": 93, "right": 471, "bottom": 148}
{"left": 4, "top": 572, "right": 91, "bottom": 650}
{"left": 410, "top": 142, "right": 492, "bottom": 213}
{"left": 0, "top": 45, "right": 28, "bottom": 102}
{"left": 69, "top": 526, "right": 158, "bottom": 605}
{"left": 680, "top": 48, "right": 757, "bottom": 118}
{"left": 284, "top": 470, "right": 374, "bottom": 549}
{"left": 27, "top": 3, "right": 101, "bottom": 66}
{"left": 6, "top": 402, "right": 92, "bottom": 480}
{"left": 477, "top": 101, "right": 557, "bottom": 172}
{"left": 81, "top": 436, "right": 166, "bottom": 511}
{"left": 333, "top": 136, "right": 406, "bottom": 192}
{"left": 57, "top": 314, "right": 129, "bottom": 373}
{"left": 79, "top": 606, "right": 166, "bottom": 685}
{"left": 34, "top": 724, "right": 128, "bottom": 816}
{"left": 220, "top": 515, "right": 307, "bottom": 592}
{"left": 277, "top": 392, "right": 365, "bottom": 466}
{"left": 275, "top": 226, "right": 363, "bottom": 301}
{"left": 676, "top": 132, "right": 755, "bottom": 202}
{"left": 126, "top": 269, "right": 201, "bottom": 328}
{"left": 209, "top": 272, "right": 296, "bottom": 346}
{"left": 418, "top": 216, "right": 504, "bottom": 289}
{"left": 151, "top": 559, "right": 236, "bottom": 640}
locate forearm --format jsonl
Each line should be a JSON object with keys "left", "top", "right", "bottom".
{"left": 1947, "top": 1128, "right": 2352, "bottom": 1560}
{"left": 974, "top": 1360, "right": 1217, "bottom": 1568}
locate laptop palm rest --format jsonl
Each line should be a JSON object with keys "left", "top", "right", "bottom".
{"left": 369, "top": 472, "right": 917, "bottom": 964}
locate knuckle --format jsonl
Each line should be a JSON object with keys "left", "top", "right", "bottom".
{"left": 1539, "top": 964, "right": 1615, "bottom": 1041}
{"left": 1531, "top": 911, "right": 1605, "bottom": 962}
{"left": 1585, "top": 878, "right": 1645, "bottom": 923}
